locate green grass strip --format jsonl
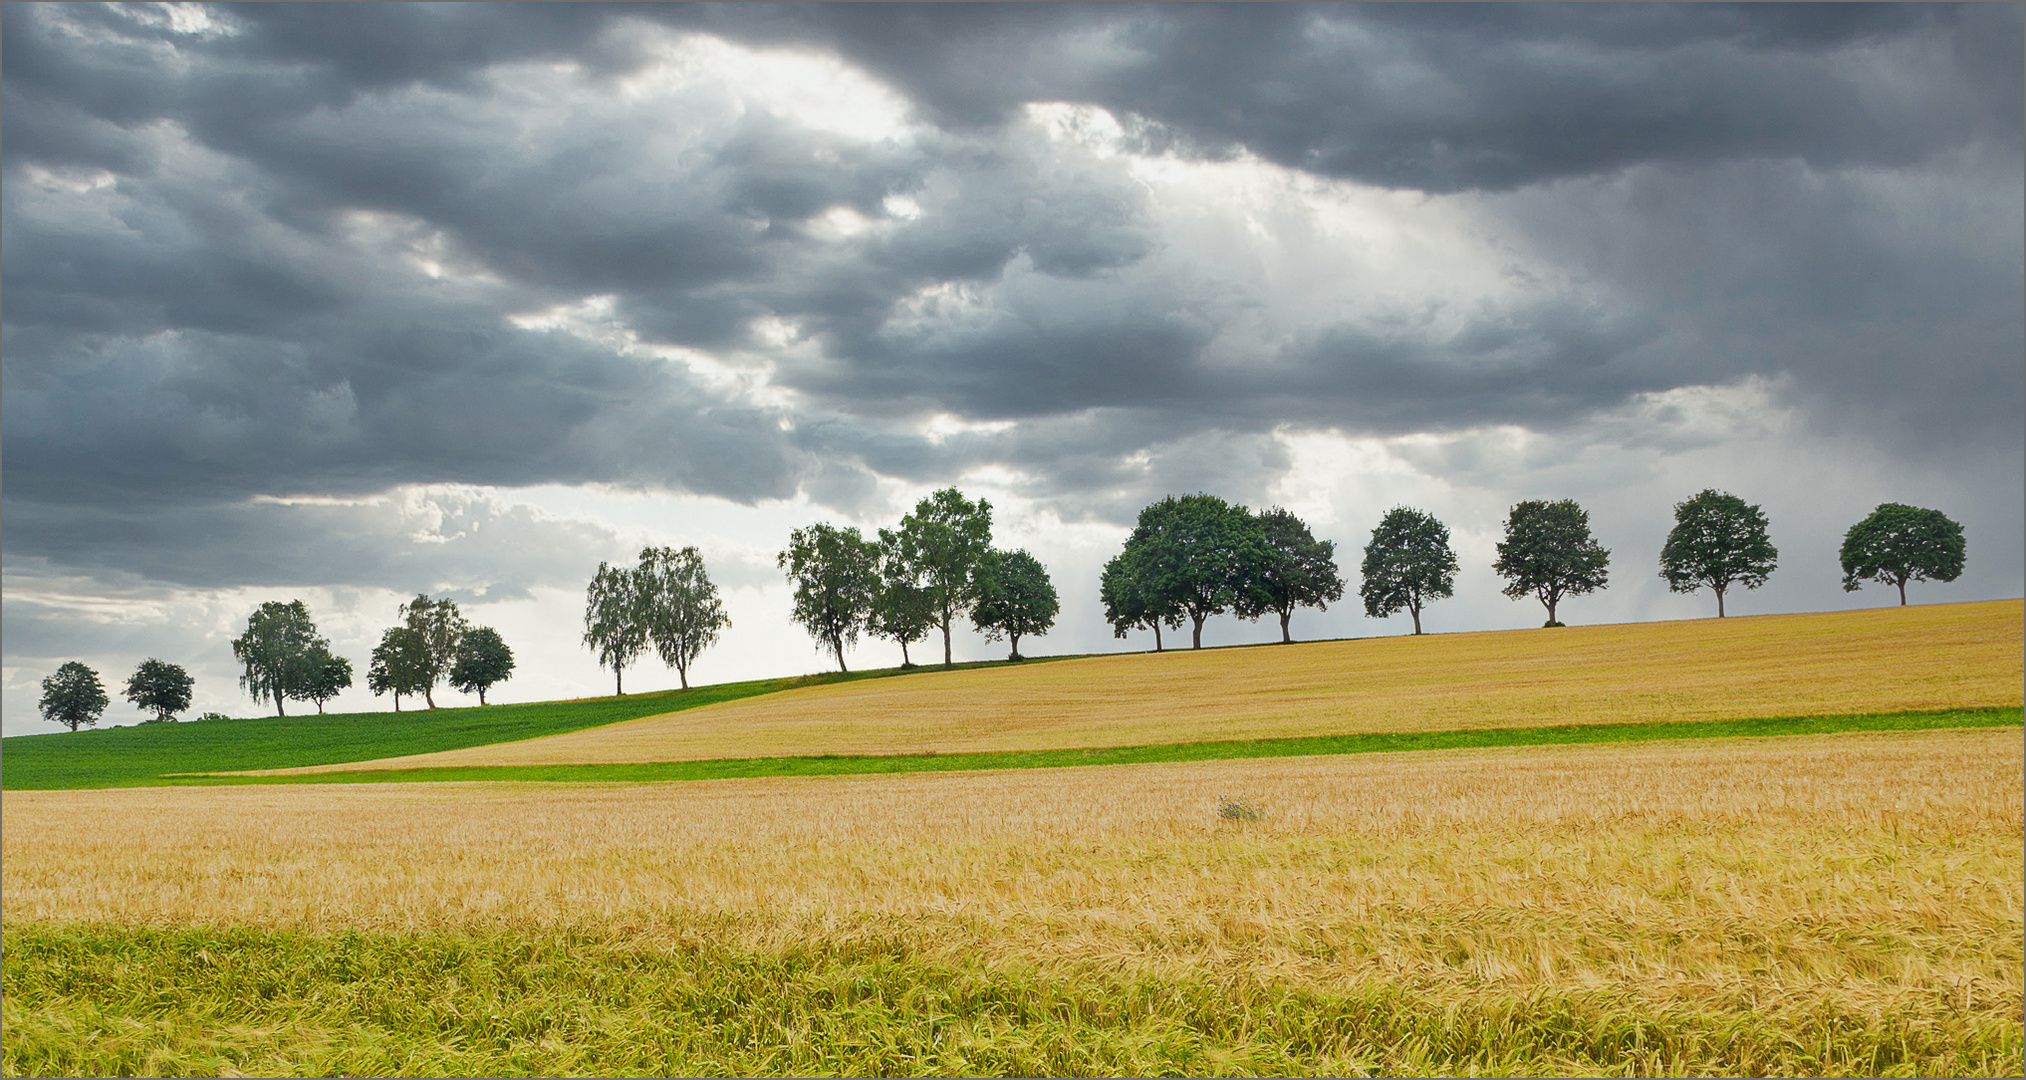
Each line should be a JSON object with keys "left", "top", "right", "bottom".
{"left": 161, "top": 706, "right": 2021, "bottom": 787}
{"left": 0, "top": 655, "right": 1087, "bottom": 791}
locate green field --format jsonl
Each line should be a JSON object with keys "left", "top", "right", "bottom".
{"left": 0, "top": 657, "right": 1079, "bottom": 791}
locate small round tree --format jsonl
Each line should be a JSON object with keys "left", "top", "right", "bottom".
{"left": 124, "top": 658, "right": 195, "bottom": 722}
{"left": 1493, "top": 499, "right": 1611, "bottom": 627}
{"left": 1658, "top": 489, "right": 1778, "bottom": 618}
{"left": 450, "top": 626, "right": 516, "bottom": 705}
{"left": 1359, "top": 507, "right": 1460, "bottom": 635}
{"left": 41, "top": 661, "right": 110, "bottom": 732}
{"left": 1839, "top": 503, "right": 1966, "bottom": 606}
{"left": 971, "top": 549, "right": 1060, "bottom": 660}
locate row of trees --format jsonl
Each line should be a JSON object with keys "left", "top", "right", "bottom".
{"left": 582, "top": 546, "right": 731, "bottom": 694}
{"left": 778, "top": 488, "right": 1061, "bottom": 672}
{"left": 1101, "top": 491, "right": 1967, "bottom": 647}
{"left": 36, "top": 657, "right": 197, "bottom": 732}
{"left": 368, "top": 595, "right": 518, "bottom": 710}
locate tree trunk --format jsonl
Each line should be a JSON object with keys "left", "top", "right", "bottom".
{"left": 425, "top": 686, "right": 437, "bottom": 709}
{"left": 615, "top": 668, "right": 624, "bottom": 696}
{"left": 1191, "top": 612, "right": 1206, "bottom": 649}
{"left": 832, "top": 633, "right": 849, "bottom": 674}
{"left": 1545, "top": 595, "right": 1559, "bottom": 626}
{"left": 1277, "top": 609, "right": 1292, "bottom": 643}
{"left": 393, "top": 693, "right": 402, "bottom": 713}
{"left": 1152, "top": 623, "right": 1163, "bottom": 652}
{"left": 317, "top": 701, "right": 325, "bottom": 715}
{"left": 1716, "top": 588, "right": 1726, "bottom": 618}
{"left": 678, "top": 662, "right": 690, "bottom": 690}
{"left": 1010, "top": 632, "right": 1022, "bottom": 660}
{"left": 900, "top": 639, "right": 912, "bottom": 667}
{"left": 1897, "top": 579, "right": 1908, "bottom": 606}
{"left": 1409, "top": 601, "right": 1423, "bottom": 636}
{"left": 478, "top": 688, "right": 488, "bottom": 706}
{"left": 942, "top": 617, "right": 953, "bottom": 666}
{"left": 275, "top": 695, "right": 286, "bottom": 718}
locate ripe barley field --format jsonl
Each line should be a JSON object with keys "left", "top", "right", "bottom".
{"left": 279, "top": 600, "right": 2023, "bottom": 774}
{"left": 6, "top": 728, "right": 2020, "bottom": 1076}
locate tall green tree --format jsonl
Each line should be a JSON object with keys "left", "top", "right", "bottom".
{"left": 123, "top": 658, "right": 194, "bottom": 723}
{"left": 892, "top": 488, "right": 994, "bottom": 666}
{"left": 40, "top": 661, "right": 109, "bottom": 732}
{"left": 1100, "top": 545, "right": 1180, "bottom": 651}
{"left": 302, "top": 648, "right": 353, "bottom": 714}
{"left": 971, "top": 549, "right": 1060, "bottom": 659}
{"left": 1240, "top": 508, "right": 1344, "bottom": 643}
{"left": 637, "top": 545, "right": 730, "bottom": 690}
{"left": 780, "top": 524, "right": 879, "bottom": 673}
{"left": 1492, "top": 499, "right": 1611, "bottom": 627}
{"left": 450, "top": 627, "right": 515, "bottom": 705}
{"left": 1839, "top": 503, "right": 1966, "bottom": 606}
{"left": 869, "top": 529, "right": 937, "bottom": 668}
{"left": 368, "top": 626, "right": 431, "bottom": 712}
{"left": 1128, "top": 494, "right": 1270, "bottom": 649}
{"left": 1658, "top": 489, "right": 1778, "bottom": 618}
{"left": 396, "top": 594, "right": 469, "bottom": 709}
{"left": 230, "top": 600, "right": 330, "bottom": 716}
{"left": 583, "top": 560, "right": 649, "bottom": 695}
{"left": 1360, "top": 507, "right": 1460, "bottom": 635}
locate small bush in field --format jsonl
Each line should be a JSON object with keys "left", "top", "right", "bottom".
{"left": 1216, "top": 794, "right": 1262, "bottom": 822}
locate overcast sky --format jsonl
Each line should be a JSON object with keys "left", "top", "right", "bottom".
{"left": 6, "top": 2, "right": 2021, "bottom": 736}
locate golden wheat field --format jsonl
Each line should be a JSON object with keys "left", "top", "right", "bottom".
{"left": 10, "top": 729, "right": 2021, "bottom": 1011}
{"left": 275, "top": 599, "right": 2023, "bottom": 774}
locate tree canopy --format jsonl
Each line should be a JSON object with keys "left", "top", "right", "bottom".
{"left": 41, "top": 661, "right": 109, "bottom": 732}
{"left": 892, "top": 488, "right": 994, "bottom": 666}
{"left": 123, "top": 658, "right": 194, "bottom": 722}
{"left": 230, "top": 600, "right": 331, "bottom": 716}
{"left": 1100, "top": 545, "right": 1181, "bottom": 651}
{"left": 583, "top": 560, "right": 649, "bottom": 695}
{"left": 396, "top": 594, "right": 469, "bottom": 709}
{"left": 1239, "top": 507, "right": 1343, "bottom": 643}
{"left": 449, "top": 626, "right": 516, "bottom": 705}
{"left": 1360, "top": 507, "right": 1460, "bottom": 635}
{"left": 780, "top": 524, "right": 880, "bottom": 673}
{"left": 869, "top": 529, "right": 937, "bottom": 668}
{"left": 368, "top": 626, "right": 431, "bottom": 711}
{"left": 1839, "top": 503, "right": 1966, "bottom": 606}
{"left": 1658, "top": 489, "right": 1777, "bottom": 618}
{"left": 637, "top": 546, "right": 730, "bottom": 690}
{"left": 972, "top": 549, "right": 1060, "bottom": 659}
{"left": 1125, "top": 494, "right": 1269, "bottom": 649}
{"left": 1492, "top": 499, "right": 1611, "bottom": 626}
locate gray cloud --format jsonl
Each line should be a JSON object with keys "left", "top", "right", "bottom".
{"left": 2, "top": 1, "right": 2018, "bottom": 605}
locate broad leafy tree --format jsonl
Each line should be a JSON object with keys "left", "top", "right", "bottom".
{"left": 1658, "top": 489, "right": 1778, "bottom": 618}
{"left": 230, "top": 600, "right": 330, "bottom": 716}
{"left": 1839, "top": 503, "right": 1966, "bottom": 606}
{"left": 972, "top": 549, "right": 1060, "bottom": 659}
{"left": 124, "top": 658, "right": 194, "bottom": 722}
{"left": 40, "top": 661, "right": 109, "bottom": 732}
{"left": 1100, "top": 546, "right": 1180, "bottom": 651}
{"left": 450, "top": 627, "right": 516, "bottom": 705}
{"left": 397, "top": 594, "right": 469, "bottom": 709}
{"left": 1360, "top": 507, "right": 1460, "bottom": 635}
{"left": 892, "top": 488, "right": 994, "bottom": 666}
{"left": 303, "top": 648, "right": 352, "bottom": 714}
{"left": 869, "top": 530, "right": 937, "bottom": 668}
{"left": 1128, "top": 494, "right": 1270, "bottom": 649}
{"left": 583, "top": 560, "right": 649, "bottom": 695}
{"left": 638, "top": 545, "right": 730, "bottom": 690}
{"left": 1492, "top": 499, "right": 1611, "bottom": 627}
{"left": 780, "top": 524, "right": 880, "bottom": 673}
{"left": 368, "top": 627, "right": 431, "bottom": 712}
{"left": 1240, "top": 508, "right": 1344, "bottom": 643}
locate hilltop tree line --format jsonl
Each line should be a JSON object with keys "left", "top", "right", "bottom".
{"left": 35, "top": 498, "right": 1966, "bottom": 731}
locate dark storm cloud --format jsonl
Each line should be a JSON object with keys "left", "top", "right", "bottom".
{"left": 3, "top": 2, "right": 2019, "bottom": 590}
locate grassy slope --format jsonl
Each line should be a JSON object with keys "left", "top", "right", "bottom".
{"left": 290, "top": 599, "right": 2025, "bottom": 774}
{"left": 146, "top": 707, "right": 2026, "bottom": 786}
{"left": 1, "top": 658, "right": 1077, "bottom": 791}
